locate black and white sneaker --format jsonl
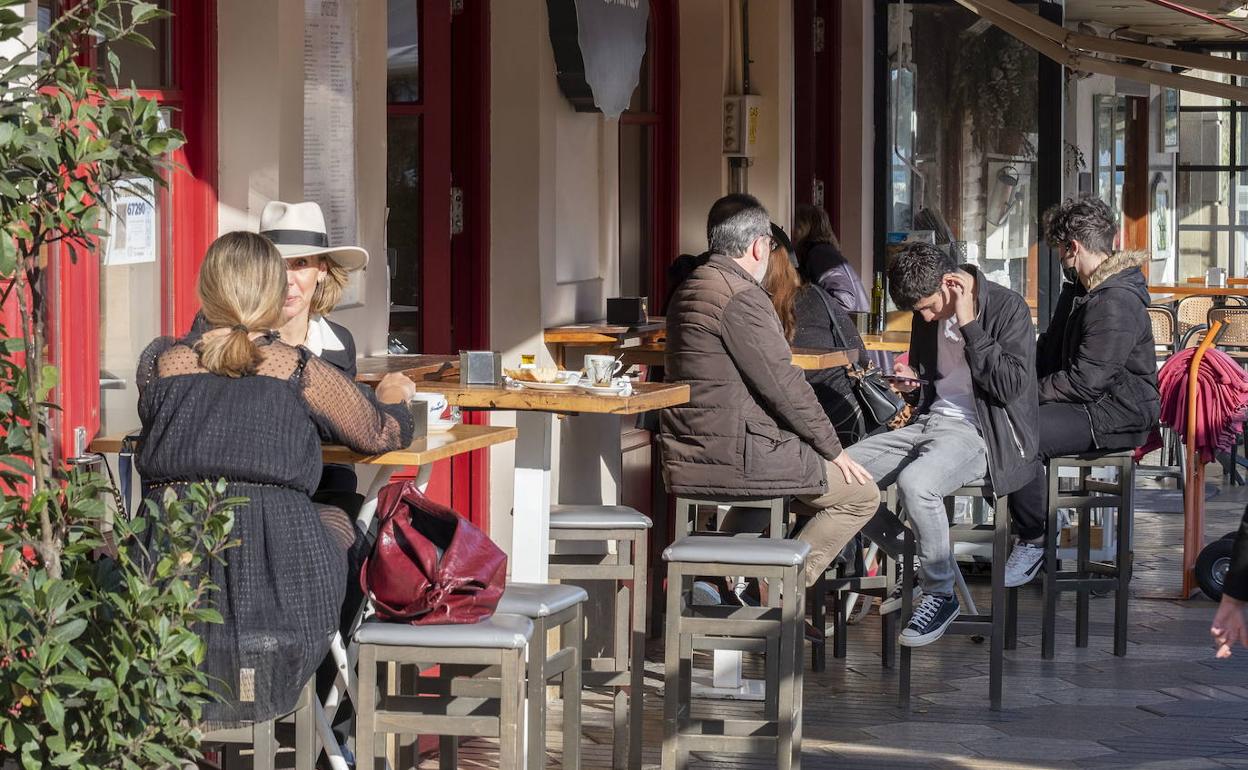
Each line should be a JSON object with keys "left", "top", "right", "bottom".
{"left": 1003, "top": 542, "right": 1045, "bottom": 588}
{"left": 899, "top": 593, "right": 960, "bottom": 647}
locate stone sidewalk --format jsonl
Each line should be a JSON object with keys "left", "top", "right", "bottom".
{"left": 424, "top": 481, "right": 1248, "bottom": 769}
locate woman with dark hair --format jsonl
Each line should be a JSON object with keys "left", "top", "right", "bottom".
{"left": 794, "top": 204, "right": 870, "bottom": 315}
{"left": 764, "top": 223, "right": 870, "bottom": 446}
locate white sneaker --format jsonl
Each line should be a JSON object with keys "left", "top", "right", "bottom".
{"left": 1003, "top": 541, "right": 1045, "bottom": 588}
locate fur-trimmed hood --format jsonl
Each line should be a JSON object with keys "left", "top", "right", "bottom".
{"left": 1085, "top": 250, "right": 1148, "bottom": 291}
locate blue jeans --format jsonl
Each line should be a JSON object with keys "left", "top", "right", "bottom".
{"left": 847, "top": 413, "right": 988, "bottom": 597}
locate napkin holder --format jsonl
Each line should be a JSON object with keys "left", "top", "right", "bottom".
{"left": 607, "top": 296, "right": 649, "bottom": 326}
{"left": 404, "top": 403, "right": 429, "bottom": 439}
{"left": 459, "top": 350, "right": 503, "bottom": 386}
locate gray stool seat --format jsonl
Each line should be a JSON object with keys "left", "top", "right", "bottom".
{"left": 662, "top": 534, "right": 811, "bottom": 567}
{"left": 497, "top": 582, "right": 589, "bottom": 618}
{"left": 549, "top": 504, "right": 653, "bottom": 530}
{"left": 355, "top": 614, "right": 533, "bottom": 649}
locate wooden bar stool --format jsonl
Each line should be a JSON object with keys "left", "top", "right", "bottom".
{"left": 1042, "top": 450, "right": 1135, "bottom": 659}
{"left": 204, "top": 678, "right": 317, "bottom": 770}
{"left": 897, "top": 483, "right": 1013, "bottom": 711}
{"left": 354, "top": 614, "right": 534, "bottom": 770}
{"left": 661, "top": 535, "right": 808, "bottom": 770}
{"left": 495, "top": 582, "right": 588, "bottom": 770}
{"left": 547, "top": 504, "right": 649, "bottom": 770}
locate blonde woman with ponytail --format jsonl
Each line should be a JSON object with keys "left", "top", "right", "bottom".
{"left": 134, "top": 231, "right": 416, "bottom": 728}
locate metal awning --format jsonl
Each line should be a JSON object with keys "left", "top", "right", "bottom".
{"left": 952, "top": 0, "right": 1248, "bottom": 102}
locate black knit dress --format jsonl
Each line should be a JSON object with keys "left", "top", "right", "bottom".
{"left": 135, "top": 336, "right": 413, "bottom": 726}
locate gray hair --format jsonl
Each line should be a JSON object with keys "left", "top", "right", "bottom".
{"left": 709, "top": 206, "right": 771, "bottom": 258}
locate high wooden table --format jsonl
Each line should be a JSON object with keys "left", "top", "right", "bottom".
{"left": 408, "top": 377, "right": 690, "bottom": 581}
{"left": 354, "top": 354, "right": 460, "bottom": 384}
{"left": 614, "top": 342, "right": 852, "bottom": 371}
{"left": 544, "top": 319, "right": 667, "bottom": 368}
{"left": 1147, "top": 283, "right": 1248, "bottom": 299}
{"left": 862, "top": 331, "right": 911, "bottom": 353}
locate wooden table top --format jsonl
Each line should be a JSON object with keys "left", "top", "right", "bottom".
{"left": 408, "top": 378, "right": 690, "bottom": 415}
{"left": 614, "top": 342, "right": 851, "bottom": 371}
{"left": 1184, "top": 276, "right": 1248, "bottom": 286}
{"left": 862, "top": 331, "right": 911, "bottom": 353}
{"left": 1147, "top": 283, "right": 1248, "bottom": 297}
{"left": 355, "top": 354, "right": 460, "bottom": 383}
{"left": 88, "top": 423, "right": 517, "bottom": 466}
{"left": 543, "top": 319, "right": 666, "bottom": 345}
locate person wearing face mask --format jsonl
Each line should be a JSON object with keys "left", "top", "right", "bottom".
{"left": 1001, "top": 198, "right": 1159, "bottom": 588}
{"left": 660, "top": 194, "right": 881, "bottom": 594}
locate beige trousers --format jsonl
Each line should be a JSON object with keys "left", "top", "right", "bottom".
{"left": 722, "top": 461, "right": 881, "bottom": 588}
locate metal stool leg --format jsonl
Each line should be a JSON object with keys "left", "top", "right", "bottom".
{"left": 776, "top": 563, "right": 801, "bottom": 770}
{"left": 815, "top": 571, "right": 831, "bottom": 668}
{"left": 898, "top": 528, "right": 915, "bottom": 711}
{"left": 1042, "top": 467, "right": 1061, "bottom": 660}
{"left": 990, "top": 496, "right": 1009, "bottom": 712}
{"left": 1114, "top": 458, "right": 1133, "bottom": 657}
{"left": 1006, "top": 586, "right": 1019, "bottom": 651}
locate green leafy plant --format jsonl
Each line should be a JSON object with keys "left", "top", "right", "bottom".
{"left": 0, "top": 2, "right": 240, "bottom": 766}
{"left": 952, "top": 25, "right": 1039, "bottom": 159}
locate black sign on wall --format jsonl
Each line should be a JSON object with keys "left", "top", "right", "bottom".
{"left": 547, "top": 0, "right": 649, "bottom": 119}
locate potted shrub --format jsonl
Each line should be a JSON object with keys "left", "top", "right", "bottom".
{"left": 0, "top": 2, "right": 239, "bottom": 766}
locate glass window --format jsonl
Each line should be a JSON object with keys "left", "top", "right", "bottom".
{"left": 387, "top": 0, "right": 420, "bottom": 103}
{"left": 885, "top": 2, "right": 1039, "bottom": 306}
{"left": 1176, "top": 50, "right": 1248, "bottom": 278}
{"left": 99, "top": 0, "right": 171, "bottom": 89}
{"left": 386, "top": 115, "right": 422, "bottom": 351}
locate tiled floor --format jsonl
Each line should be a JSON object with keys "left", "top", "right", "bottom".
{"left": 422, "top": 473, "right": 1248, "bottom": 769}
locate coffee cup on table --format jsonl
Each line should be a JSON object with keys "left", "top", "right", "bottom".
{"left": 583, "top": 354, "right": 624, "bottom": 386}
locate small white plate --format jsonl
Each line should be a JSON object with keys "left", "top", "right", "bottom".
{"left": 580, "top": 383, "right": 627, "bottom": 396}
{"left": 427, "top": 420, "right": 457, "bottom": 433}
{"left": 515, "top": 381, "right": 582, "bottom": 393}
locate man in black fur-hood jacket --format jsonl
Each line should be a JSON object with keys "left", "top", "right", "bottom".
{"left": 1003, "top": 198, "right": 1160, "bottom": 589}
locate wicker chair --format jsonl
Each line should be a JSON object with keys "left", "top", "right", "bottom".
{"left": 1140, "top": 304, "right": 1184, "bottom": 490}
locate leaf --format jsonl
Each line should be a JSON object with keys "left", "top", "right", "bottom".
{"left": 41, "top": 689, "right": 64, "bottom": 730}
{"left": 50, "top": 616, "right": 87, "bottom": 643}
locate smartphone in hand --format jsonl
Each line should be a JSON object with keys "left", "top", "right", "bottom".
{"left": 882, "top": 374, "right": 926, "bottom": 392}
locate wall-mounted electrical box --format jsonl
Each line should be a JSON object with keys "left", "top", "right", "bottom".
{"left": 722, "top": 94, "right": 761, "bottom": 157}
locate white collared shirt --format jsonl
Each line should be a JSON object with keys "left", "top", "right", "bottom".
{"left": 303, "top": 315, "right": 345, "bottom": 358}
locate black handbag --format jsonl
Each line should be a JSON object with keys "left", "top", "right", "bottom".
{"left": 811, "top": 286, "right": 909, "bottom": 435}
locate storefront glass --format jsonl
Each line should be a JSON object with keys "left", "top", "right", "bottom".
{"left": 885, "top": 2, "right": 1040, "bottom": 310}
{"left": 1177, "top": 55, "right": 1248, "bottom": 278}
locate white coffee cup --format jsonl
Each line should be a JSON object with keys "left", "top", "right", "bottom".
{"left": 408, "top": 392, "right": 451, "bottom": 429}
{"left": 584, "top": 354, "right": 624, "bottom": 386}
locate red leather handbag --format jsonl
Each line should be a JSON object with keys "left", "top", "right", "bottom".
{"left": 360, "top": 479, "right": 507, "bottom": 625}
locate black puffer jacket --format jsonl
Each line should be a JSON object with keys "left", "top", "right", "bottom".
{"left": 1036, "top": 251, "right": 1160, "bottom": 449}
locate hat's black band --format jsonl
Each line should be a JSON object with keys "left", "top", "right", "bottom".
{"left": 261, "top": 229, "right": 329, "bottom": 248}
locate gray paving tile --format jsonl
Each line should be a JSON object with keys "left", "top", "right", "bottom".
{"left": 861, "top": 721, "right": 1006, "bottom": 742}
{"left": 964, "top": 736, "right": 1116, "bottom": 761}
{"left": 1039, "top": 686, "right": 1179, "bottom": 707}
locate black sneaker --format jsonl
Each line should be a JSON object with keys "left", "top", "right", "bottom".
{"left": 899, "top": 593, "right": 960, "bottom": 647}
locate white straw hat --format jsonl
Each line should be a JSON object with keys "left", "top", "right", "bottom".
{"left": 258, "top": 201, "right": 368, "bottom": 272}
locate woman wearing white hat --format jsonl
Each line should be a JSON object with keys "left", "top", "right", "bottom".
{"left": 258, "top": 200, "right": 368, "bottom": 378}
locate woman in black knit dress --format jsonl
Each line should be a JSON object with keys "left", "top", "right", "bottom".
{"left": 136, "top": 232, "right": 417, "bottom": 726}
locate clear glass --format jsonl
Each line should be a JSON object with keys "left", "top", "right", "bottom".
{"left": 100, "top": 0, "right": 171, "bottom": 89}
{"left": 387, "top": 0, "right": 420, "bottom": 103}
{"left": 99, "top": 176, "right": 165, "bottom": 435}
{"left": 886, "top": 3, "right": 1039, "bottom": 305}
{"left": 618, "top": 123, "right": 653, "bottom": 301}
{"left": 386, "top": 115, "right": 422, "bottom": 351}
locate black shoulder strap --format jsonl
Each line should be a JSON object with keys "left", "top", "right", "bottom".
{"left": 810, "top": 284, "right": 848, "bottom": 349}
{"left": 289, "top": 345, "right": 314, "bottom": 385}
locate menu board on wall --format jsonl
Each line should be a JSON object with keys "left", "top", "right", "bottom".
{"left": 304, "top": 0, "right": 362, "bottom": 306}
